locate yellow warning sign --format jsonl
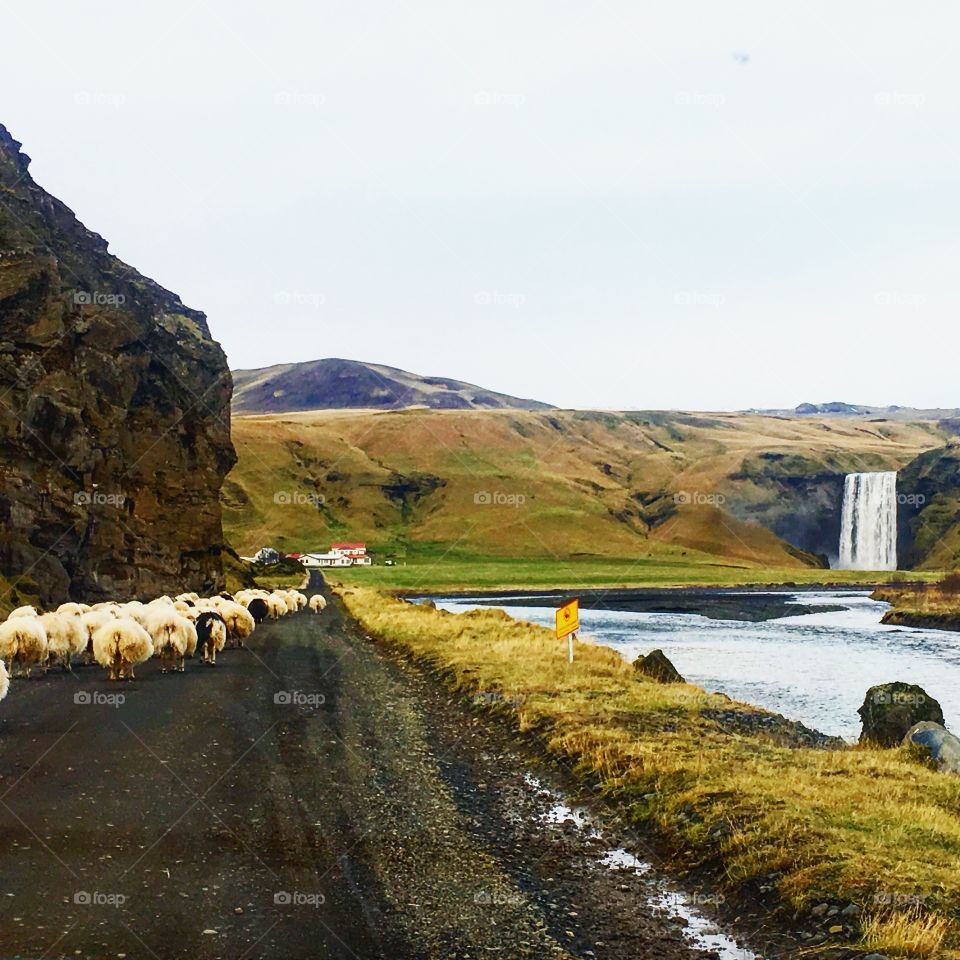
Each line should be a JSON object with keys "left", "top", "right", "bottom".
{"left": 555, "top": 599, "right": 580, "bottom": 639}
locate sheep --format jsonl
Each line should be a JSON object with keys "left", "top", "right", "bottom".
{"left": 215, "top": 601, "right": 255, "bottom": 648}
{"left": 0, "top": 658, "right": 8, "bottom": 704}
{"left": 265, "top": 594, "right": 289, "bottom": 619}
{"left": 39, "top": 611, "right": 83, "bottom": 672}
{"left": 51, "top": 607, "right": 90, "bottom": 667}
{"left": 292, "top": 591, "right": 308, "bottom": 610}
{"left": 309, "top": 594, "right": 327, "bottom": 613}
{"left": 144, "top": 608, "right": 196, "bottom": 673}
{"left": 195, "top": 612, "right": 228, "bottom": 665}
{"left": 80, "top": 608, "right": 116, "bottom": 665}
{"left": 0, "top": 616, "right": 48, "bottom": 678}
{"left": 246, "top": 597, "right": 269, "bottom": 623}
{"left": 175, "top": 592, "right": 199, "bottom": 603}
{"left": 7, "top": 605, "right": 38, "bottom": 620}
{"left": 92, "top": 618, "right": 153, "bottom": 681}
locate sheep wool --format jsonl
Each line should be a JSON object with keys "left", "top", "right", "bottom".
{"left": 39, "top": 612, "right": 75, "bottom": 671}
{"left": 0, "top": 617, "right": 48, "bottom": 677}
{"left": 7, "top": 605, "right": 38, "bottom": 620}
{"left": 144, "top": 609, "right": 195, "bottom": 673}
{"left": 92, "top": 618, "right": 154, "bottom": 681}
{"left": 265, "top": 595, "right": 288, "bottom": 619}
{"left": 218, "top": 602, "right": 255, "bottom": 647}
{"left": 309, "top": 594, "right": 327, "bottom": 613}
{"left": 0, "top": 658, "right": 9, "bottom": 703}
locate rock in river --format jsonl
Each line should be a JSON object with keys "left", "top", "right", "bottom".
{"left": 858, "top": 682, "right": 943, "bottom": 746}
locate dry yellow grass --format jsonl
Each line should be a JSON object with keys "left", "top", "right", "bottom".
{"left": 875, "top": 583, "right": 960, "bottom": 631}
{"left": 338, "top": 585, "right": 960, "bottom": 958}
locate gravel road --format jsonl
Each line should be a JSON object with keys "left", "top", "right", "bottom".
{"left": 0, "top": 577, "right": 758, "bottom": 959}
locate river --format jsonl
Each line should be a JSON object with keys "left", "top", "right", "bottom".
{"left": 435, "top": 591, "right": 960, "bottom": 741}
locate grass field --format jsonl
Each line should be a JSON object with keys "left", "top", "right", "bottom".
{"left": 338, "top": 584, "right": 960, "bottom": 958}
{"left": 331, "top": 551, "right": 936, "bottom": 592}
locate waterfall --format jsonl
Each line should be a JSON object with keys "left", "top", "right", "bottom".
{"left": 838, "top": 472, "right": 898, "bottom": 570}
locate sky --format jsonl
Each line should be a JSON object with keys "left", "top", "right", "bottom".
{"left": 2, "top": 1, "right": 959, "bottom": 410}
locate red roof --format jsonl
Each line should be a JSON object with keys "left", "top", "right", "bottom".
{"left": 331, "top": 542, "right": 366, "bottom": 549}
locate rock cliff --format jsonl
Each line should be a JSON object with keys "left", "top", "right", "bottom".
{"left": 0, "top": 123, "right": 235, "bottom": 604}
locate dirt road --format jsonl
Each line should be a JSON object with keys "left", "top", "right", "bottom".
{"left": 0, "top": 578, "right": 754, "bottom": 959}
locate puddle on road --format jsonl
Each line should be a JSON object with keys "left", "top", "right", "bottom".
{"left": 523, "top": 774, "right": 760, "bottom": 960}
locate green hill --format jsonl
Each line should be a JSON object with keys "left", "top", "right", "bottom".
{"left": 224, "top": 408, "right": 944, "bottom": 585}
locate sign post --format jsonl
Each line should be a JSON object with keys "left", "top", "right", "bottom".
{"left": 555, "top": 599, "right": 580, "bottom": 663}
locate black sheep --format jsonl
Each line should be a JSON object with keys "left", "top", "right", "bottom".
{"left": 247, "top": 597, "right": 269, "bottom": 623}
{"left": 195, "top": 612, "right": 228, "bottom": 666}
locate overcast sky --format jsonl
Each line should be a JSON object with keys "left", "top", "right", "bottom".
{"left": 3, "top": 2, "right": 958, "bottom": 409}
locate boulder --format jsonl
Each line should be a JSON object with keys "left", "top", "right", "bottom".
{"left": 858, "top": 682, "right": 943, "bottom": 746}
{"left": 902, "top": 721, "right": 960, "bottom": 774}
{"left": 634, "top": 649, "right": 685, "bottom": 684}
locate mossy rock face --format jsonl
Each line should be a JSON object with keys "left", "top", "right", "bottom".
{"left": 633, "top": 649, "right": 685, "bottom": 684}
{"left": 858, "top": 682, "right": 944, "bottom": 746}
{"left": 0, "top": 123, "right": 235, "bottom": 604}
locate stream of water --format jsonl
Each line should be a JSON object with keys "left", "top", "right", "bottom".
{"left": 436, "top": 591, "right": 960, "bottom": 740}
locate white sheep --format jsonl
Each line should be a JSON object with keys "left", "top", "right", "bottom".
{"left": 92, "top": 618, "right": 154, "bottom": 681}
{"left": 39, "top": 611, "right": 80, "bottom": 672}
{"left": 144, "top": 608, "right": 196, "bottom": 673}
{"left": 50, "top": 608, "right": 89, "bottom": 667}
{"left": 265, "top": 594, "right": 288, "bottom": 619}
{"left": 309, "top": 594, "right": 327, "bottom": 613}
{"left": 0, "top": 658, "right": 9, "bottom": 703}
{"left": 215, "top": 601, "right": 255, "bottom": 647}
{"left": 7, "top": 605, "right": 38, "bottom": 620}
{"left": 0, "top": 616, "right": 48, "bottom": 678}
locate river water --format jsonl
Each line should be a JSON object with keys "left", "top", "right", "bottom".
{"left": 435, "top": 591, "right": 960, "bottom": 741}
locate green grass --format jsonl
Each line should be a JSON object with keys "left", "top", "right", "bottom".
{"left": 338, "top": 584, "right": 960, "bottom": 958}
{"left": 334, "top": 550, "right": 941, "bottom": 592}
{"left": 254, "top": 568, "right": 308, "bottom": 591}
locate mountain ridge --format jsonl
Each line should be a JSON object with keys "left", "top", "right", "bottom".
{"left": 231, "top": 357, "right": 554, "bottom": 414}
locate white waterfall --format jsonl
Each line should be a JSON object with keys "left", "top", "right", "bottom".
{"left": 838, "top": 471, "right": 898, "bottom": 570}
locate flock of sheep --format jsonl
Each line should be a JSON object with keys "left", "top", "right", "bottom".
{"left": 0, "top": 587, "right": 328, "bottom": 703}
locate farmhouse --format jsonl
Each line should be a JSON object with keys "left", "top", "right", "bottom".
{"left": 299, "top": 553, "right": 353, "bottom": 569}
{"left": 300, "top": 542, "right": 373, "bottom": 568}
{"left": 330, "top": 542, "right": 372, "bottom": 565}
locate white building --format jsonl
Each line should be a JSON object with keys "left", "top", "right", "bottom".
{"left": 299, "top": 553, "right": 353, "bottom": 568}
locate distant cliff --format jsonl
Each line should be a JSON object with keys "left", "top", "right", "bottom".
{"left": 232, "top": 358, "right": 554, "bottom": 414}
{"left": 0, "top": 123, "right": 236, "bottom": 604}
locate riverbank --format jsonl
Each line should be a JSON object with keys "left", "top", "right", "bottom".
{"left": 337, "top": 584, "right": 960, "bottom": 959}
{"left": 873, "top": 584, "right": 960, "bottom": 632}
